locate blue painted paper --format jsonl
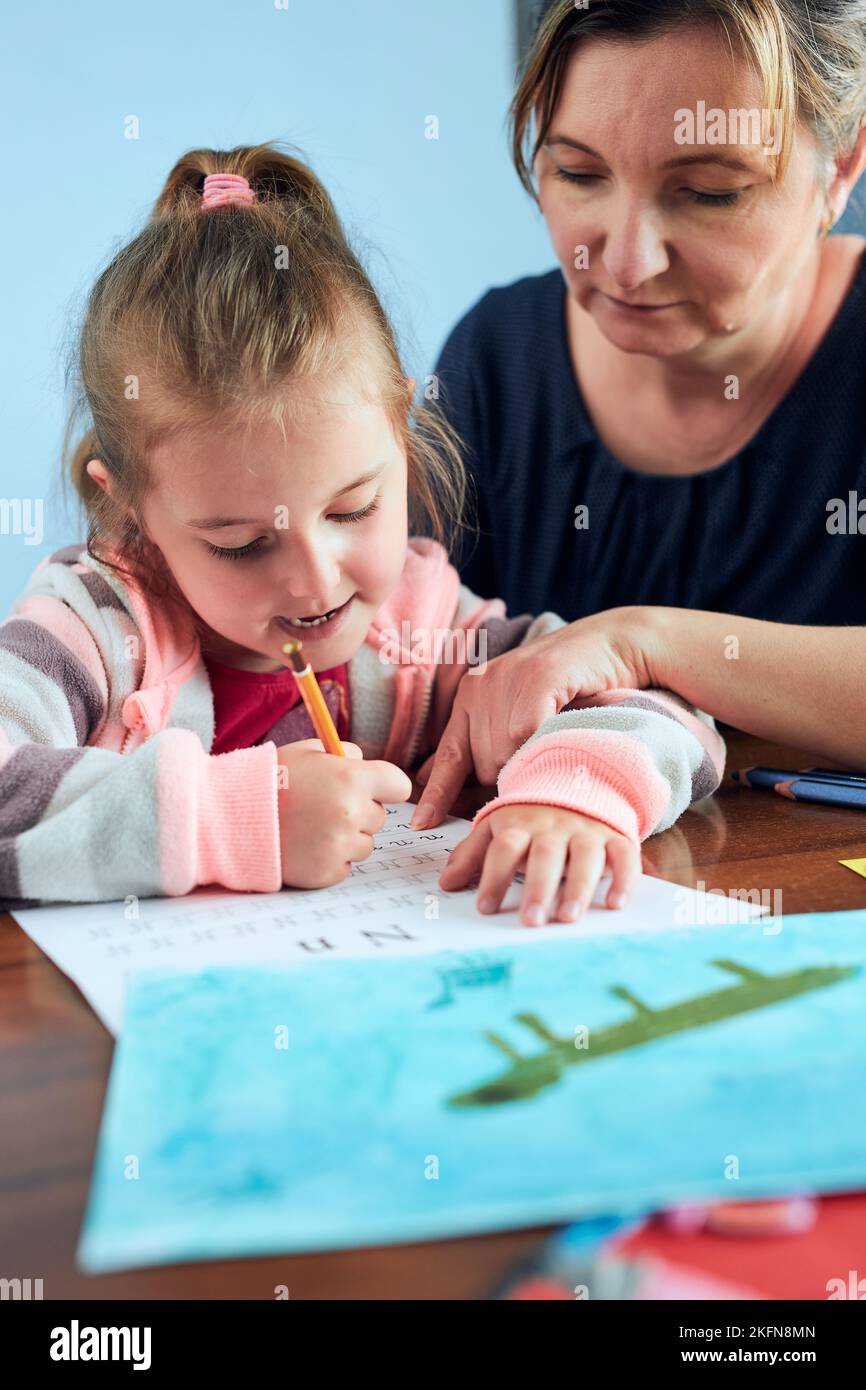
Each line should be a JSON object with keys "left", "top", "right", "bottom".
{"left": 79, "top": 911, "right": 866, "bottom": 1271}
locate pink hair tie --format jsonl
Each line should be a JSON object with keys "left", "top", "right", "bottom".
{"left": 200, "top": 172, "right": 256, "bottom": 212}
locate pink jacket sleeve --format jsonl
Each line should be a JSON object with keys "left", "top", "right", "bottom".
{"left": 0, "top": 599, "right": 282, "bottom": 910}
{"left": 471, "top": 688, "right": 725, "bottom": 843}
{"left": 424, "top": 581, "right": 725, "bottom": 843}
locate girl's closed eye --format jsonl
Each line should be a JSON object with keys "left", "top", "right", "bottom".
{"left": 206, "top": 537, "right": 267, "bottom": 562}
{"left": 331, "top": 495, "right": 380, "bottom": 525}
{"left": 205, "top": 496, "right": 381, "bottom": 560}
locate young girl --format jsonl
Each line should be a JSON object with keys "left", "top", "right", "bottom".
{"left": 0, "top": 143, "right": 724, "bottom": 927}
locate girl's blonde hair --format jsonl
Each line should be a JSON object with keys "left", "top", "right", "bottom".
{"left": 512, "top": 0, "right": 866, "bottom": 197}
{"left": 63, "top": 141, "right": 468, "bottom": 612}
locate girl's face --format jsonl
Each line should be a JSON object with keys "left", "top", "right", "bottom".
{"left": 535, "top": 23, "right": 829, "bottom": 357}
{"left": 136, "top": 379, "right": 409, "bottom": 672}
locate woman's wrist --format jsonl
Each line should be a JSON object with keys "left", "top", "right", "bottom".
{"left": 611, "top": 604, "right": 678, "bottom": 690}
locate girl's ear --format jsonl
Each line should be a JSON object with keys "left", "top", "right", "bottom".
{"left": 86, "top": 458, "right": 114, "bottom": 497}
{"left": 405, "top": 376, "right": 416, "bottom": 400}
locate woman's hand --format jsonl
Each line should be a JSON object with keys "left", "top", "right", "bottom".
{"left": 438, "top": 802, "right": 641, "bottom": 927}
{"left": 412, "top": 606, "right": 660, "bottom": 827}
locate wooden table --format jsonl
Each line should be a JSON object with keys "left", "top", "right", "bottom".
{"left": 1, "top": 732, "right": 864, "bottom": 1299}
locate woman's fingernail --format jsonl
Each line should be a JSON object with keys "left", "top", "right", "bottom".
{"left": 524, "top": 904, "right": 546, "bottom": 927}
{"left": 478, "top": 896, "right": 495, "bottom": 914}
{"left": 608, "top": 893, "right": 626, "bottom": 909}
{"left": 411, "top": 806, "right": 431, "bottom": 829}
{"left": 561, "top": 900, "right": 582, "bottom": 921}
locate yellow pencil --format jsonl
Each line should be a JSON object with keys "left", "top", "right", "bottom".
{"left": 281, "top": 640, "right": 345, "bottom": 756}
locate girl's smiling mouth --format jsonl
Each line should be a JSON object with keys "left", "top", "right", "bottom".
{"left": 275, "top": 594, "right": 355, "bottom": 640}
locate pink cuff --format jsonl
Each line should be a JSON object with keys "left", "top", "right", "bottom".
{"left": 196, "top": 743, "right": 282, "bottom": 892}
{"left": 472, "top": 731, "right": 670, "bottom": 844}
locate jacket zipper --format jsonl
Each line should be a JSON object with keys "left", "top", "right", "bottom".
{"left": 403, "top": 668, "right": 435, "bottom": 767}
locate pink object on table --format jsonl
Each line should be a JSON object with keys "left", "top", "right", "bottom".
{"left": 661, "top": 1196, "right": 818, "bottom": 1238}
{"left": 634, "top": 1256, "right": 765, "bottom": 1300}
{"left": 505, "top": 1276, "right": 573, "bottom": 1300}
{"left": 705, "top": 1197, "right": 817, "bottom": 1236}
{"left": 661, "top": 1203, "right": 708, "bottom": 1235}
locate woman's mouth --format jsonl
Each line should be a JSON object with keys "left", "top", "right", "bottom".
{"left": 603, "top": 293, "right": 683, "bottom": 314}
{"left": 275, "top": 594, "right": 355, "bottom": 642}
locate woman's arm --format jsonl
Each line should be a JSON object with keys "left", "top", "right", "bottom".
{"left": 644, "top": 607, "right": 866, "bottom": 770}
{"left": 413, "top": 604, "right": 866, "bottom": 824}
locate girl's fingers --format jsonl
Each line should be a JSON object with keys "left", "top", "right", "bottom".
{"left": 348, "top": 831, "right": 377, "bottom": 864}
{"left": 518, "top": 834, "right": 570, "bottom": 928}
{"left": 439, "top": 819, "right": 492, "bottom": 891}
{"left": 360, "top": 799, "right": 388, "bottom": 837}
{"left": 605, "top": 836, "right": 641, "bottom": 909}
{"left": 554, "top": 837, "right": 608, "bottom": 923}
{"left": 473, "top": 828, "right": 532, "bottom": 915}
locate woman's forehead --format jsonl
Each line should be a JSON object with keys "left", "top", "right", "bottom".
{"left": 552, "top": 24, "right": 768, "bottom": 128}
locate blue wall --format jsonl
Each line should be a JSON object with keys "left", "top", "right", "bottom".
{"left": 0, "top": 0, "right": 553, "bottom": 614}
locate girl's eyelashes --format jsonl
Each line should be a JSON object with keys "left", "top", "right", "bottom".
{"left": 206, "top": 537, "right": 267, "bottom": 562}
{"left": 330, "top": 496, "right": 380, "bottom": 525}
{"left": 205, "top": 497, "right": 381, "bottom": 561}
{"left": 554, "top": 167, "right": 744, "bottom": 207}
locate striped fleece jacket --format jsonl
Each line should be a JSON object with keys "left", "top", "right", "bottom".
{"left": 0, "top": 537, "right": 725, "bottom": 910}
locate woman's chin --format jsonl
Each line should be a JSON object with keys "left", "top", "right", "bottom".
{"left": 592, "top": 306, "right": 706, "bottom": 357}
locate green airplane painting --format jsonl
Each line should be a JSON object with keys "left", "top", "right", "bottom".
{"left": 446, "top": 958, "right": 858, "bottom": 1109}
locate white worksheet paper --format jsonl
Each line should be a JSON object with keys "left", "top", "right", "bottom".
{"left": 11, "top": 805, "right": 765, "bottom": 1035}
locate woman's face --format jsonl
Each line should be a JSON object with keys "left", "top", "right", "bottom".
{"left": 130, "top": 378, "right": 409, "bottom": 673}
{"left": 535, "top": 22, "right": 829, "bottom": 357}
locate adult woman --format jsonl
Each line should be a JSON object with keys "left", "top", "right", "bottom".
{"left": 415, "top": 0, "right": 866, "bottom": 834}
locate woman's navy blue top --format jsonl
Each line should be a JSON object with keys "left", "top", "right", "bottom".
{"left": 432, "top": 258, "right": 866, "bottom": 624}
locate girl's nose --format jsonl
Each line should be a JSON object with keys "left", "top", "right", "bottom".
{"left": 281, "top": 534, "right": 342, "bottom": 602}
{"left": 601, "top": 202, "right": 670, "bottom": 291}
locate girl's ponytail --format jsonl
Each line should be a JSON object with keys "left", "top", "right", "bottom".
{"left": 151, "top": 142, "right": 344, "bottom": 231}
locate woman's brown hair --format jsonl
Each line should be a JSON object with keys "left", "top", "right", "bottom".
{"left": 63, "top": 141, "right": 467, "bottom": 612}
{"left": 512, "top": 0, "right": 866, "bottom": 198}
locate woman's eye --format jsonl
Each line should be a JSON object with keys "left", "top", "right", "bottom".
{"left": 687, "top": 189, "right": 742, "bottom": 206}
{"left": 555, "top": 169, "right": 599, "bottom": 187}
{"left": 554, "top": 166, "right": 743, "bottom": 208}
{"left": 206, "top": 538, "right": 267, "bottom": 562}
{"left": 329, "top": 497, "right": 381, "bottom": 525}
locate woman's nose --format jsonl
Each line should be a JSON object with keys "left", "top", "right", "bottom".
{"left": 601, "top": 202, "right": 670, "bottom": 291}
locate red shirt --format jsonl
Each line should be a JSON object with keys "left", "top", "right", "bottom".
{"left": 203, "top": 654, "right": 351, "bottom": 755}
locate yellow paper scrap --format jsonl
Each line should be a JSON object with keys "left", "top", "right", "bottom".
{"left": 839, "top": 858, "right": 866, "bottom": 879}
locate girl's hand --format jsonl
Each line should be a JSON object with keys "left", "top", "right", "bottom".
{"left": 412, "top": 606, "right": 661, "bottom": 828}
{"left": 438, "top": 803, "right": 640, "bottom": 927}
{"left": 276, "top": 739, "right": 412, "bottom": 889}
